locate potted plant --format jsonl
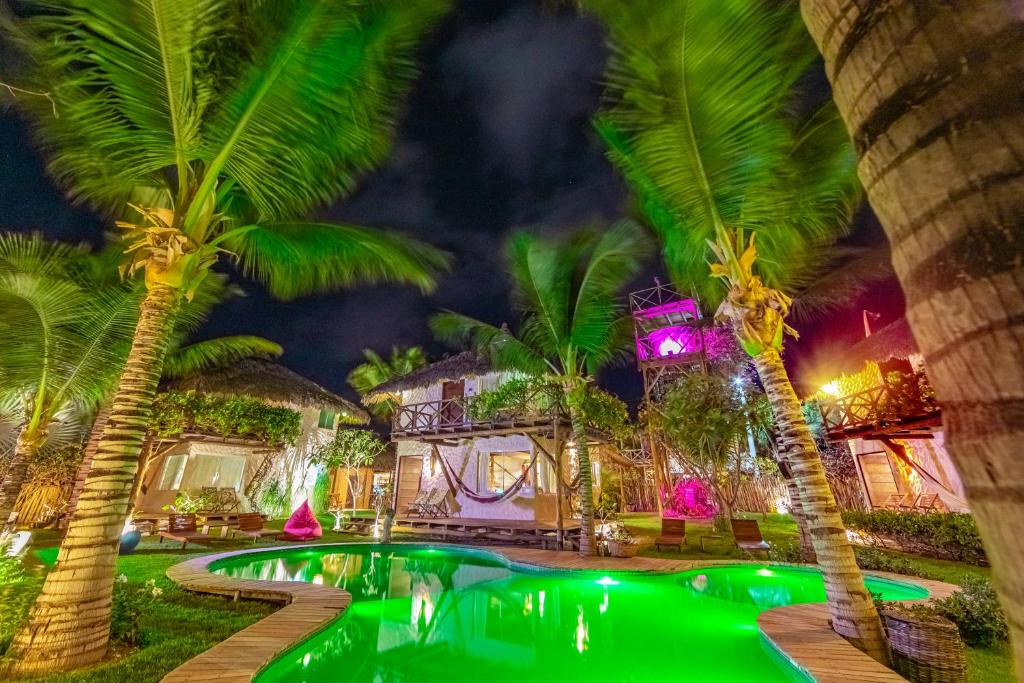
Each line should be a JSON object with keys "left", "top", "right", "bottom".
{"left": 606, "top": 523, "right": 640, "bottom": 558}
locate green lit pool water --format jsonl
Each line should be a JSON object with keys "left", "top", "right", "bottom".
{"left": 210, "top": 544, "right": 926, "bottom": 683}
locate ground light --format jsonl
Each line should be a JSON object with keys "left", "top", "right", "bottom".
{"left": 595, "top": 576, "right": 619, "bottom": 586}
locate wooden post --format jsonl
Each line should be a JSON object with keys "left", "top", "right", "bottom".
{"left": 553, "top": 420, "right": 564, "bottom": 550}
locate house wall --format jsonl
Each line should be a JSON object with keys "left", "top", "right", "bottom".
{"left": 134, "top": 440, "right": 260, "bottom": 514}
{"left": 850, "top": 431, "right": 969, "bottom": 512}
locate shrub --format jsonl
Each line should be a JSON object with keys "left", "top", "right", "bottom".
{"left": 257, "top": 479, "right": 290, "bottom": 519}
{"left": 842, "top": 509, "right": 986, "bottom": 565}
{"left": 853, "top": 546, "right": 937, "bottom": 580}
{"left": 928, "top": 575, "right": 1008, "bottom": 648}
{"left": 151, "top": 390, "right": 301, "bottom": 446}
{"left": 310, "top": 470, "right": 331, "bottom": 515}
{"left": 767, "top": 542, "right": 805, "bottom": 564}
{"left": 110, "top": 575, "right": 163, "bottom": 647}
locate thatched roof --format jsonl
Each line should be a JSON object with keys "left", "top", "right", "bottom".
{"left": 839, "top": 318, "right": 920, "bottom": 373}
{"left": 165, "top": 358, "right": 368, "bottom": 422}
{"left": 364, "top": 351, "right": 493, "bottom": 402}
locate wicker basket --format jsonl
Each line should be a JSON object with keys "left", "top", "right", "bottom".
{"left": 882, "top": 608, "right": 967, "bottom": 683}
{"left": 606, "top": 540, "right": 640, "bottom": 558}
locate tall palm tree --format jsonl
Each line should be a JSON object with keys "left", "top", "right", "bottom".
{"left": 0, "top": 233, "right": 282, "bottom": 526}
{"left": 1, "top": 1, "right": 450, "bottom": 672}
{"left": 589, "top": 0, "right": 889, "bottom": 661}
{"left": 432, "top": 222, "right": 650, "bottom": 556}
{"left": 348, "top": 346, "right": 429, "bottom": 420}
{"left": 799, "top": 1, "right": 1024, "bottom": 667}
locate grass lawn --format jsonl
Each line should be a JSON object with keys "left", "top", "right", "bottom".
{"left": 0, "top": 512, "right": 1013, "bottom": 682}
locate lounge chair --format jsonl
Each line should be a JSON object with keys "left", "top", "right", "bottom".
{"left": 654, "top": 518, "right": 686, "bottom": 552}
{"left": 230, "top": 512, "right": 284, "bottom": 543}
{"left": 404, "top": 488, "right": 433, "bottom": 517}
{"left": 159, "top": 514, "right": 217, "bottom": 549}
{"left": 730, "top": 518, "right": 770, "bottom": 554}
{"left": 914, "top": 493, "right": 939, "bottom": 512}
{"left": 880, "top": 493, "right": 903, "bottom": 510}
{"left": 421, "top": 488, "right": 450, "bottom": 518}
{"left": 896, "top": 492, "right": 921, "bottom": 511}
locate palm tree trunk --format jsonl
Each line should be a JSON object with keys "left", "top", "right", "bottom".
{"left": 60, "top": 406, "right": 111, "bottom": 529}
{"left": 754, "top": 348, "right": 889, "bottom": 664}
{"left": 569, "top": 407, "right": 597, "bottom": 557}
{"left": 0, "top": 427, "right": 41, "bottom": 526}
{"left": 801, "top": 1, "right": 1024, "bottom": 668}
{"left": 4, "top": 283, "right": 179, "bottom": 674}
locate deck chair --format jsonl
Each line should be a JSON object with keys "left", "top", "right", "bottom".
{"left": 654, "top": 518, "right": 686, "bottom": 552}
{"left": 914, "top": 493, "right": 939, "bottom": 512}
{"left": 159, "top": 514, "right": 217, "bottom": 549}
{"left": 404, "top": 488, "right": 432, "bottom": 517}
{"left": 421, "top": 488, "right": 450, "bottom": 518}
{"left": 731, "top": 518, "right": 770, "bottom": 554}
{"left": 880, "top": 493, "right": 903, "bottom": 509}
{"left": 896, "top": 492, "right": 921, "bottom": 510}
{"left": 230, "top": 512, "right": 284, "bottom": 543}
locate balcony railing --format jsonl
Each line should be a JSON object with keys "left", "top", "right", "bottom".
{"left": 392, "top": 395, "right": 556, "bottom": 438}
{"left": 818, "top": 382, "right": 940, "bottom": 440}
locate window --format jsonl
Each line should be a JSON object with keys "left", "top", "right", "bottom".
{"left": 318, "top": 409, "right": 337, "bottom": 430}
{"left": 158, "top": 454, "right": 188, "bottom": 490}
{"left": 485, "top": 451, "right": 532, "bottom": 493}
{"left": 179, "top": 454, "right": 246, "bottom": 491}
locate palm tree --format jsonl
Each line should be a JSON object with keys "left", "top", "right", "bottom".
{"left": 799, "top": 1, "right": 1024, "bottom": 666}
{"left": 432, "top": 222, "right": 650, "bottom": 556}
{"left": 0, "top": 233, "right": 282, "bottom": 526}
{"left": 1, "top": 1, "right": 450, "bottom": 672}
{"left": 348, "top": 346, "right": 429, "bottom": 420}
{"left": 589, "top": 0, "right": 889, "bottom": 661}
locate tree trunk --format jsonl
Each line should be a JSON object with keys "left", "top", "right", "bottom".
{"left": 754, "top": 348, "right": 889, "bottom": 664}
{"left": 60, "top": 406, "right": 111, "bottom": 529}
{"left": 0, "top": 427, "right": 41, "bottom": 526}
{"left": 801, "top": 1, "right": 1024, "bottom": 670}
{"left": 569, "top": 407, "right": 597, "bottom": 556}
{"left": 4, "top": 283, "right": 179, "bottom": 674}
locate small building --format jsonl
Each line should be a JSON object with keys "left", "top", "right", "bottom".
{"left": 364, "top": 352, "right": 625, "bottom": 534}
{"left": 132, "top": 359, "right": 369, "bottom": 516}
{"left": 814, "top": 318, "right": 968, "bottom": 512}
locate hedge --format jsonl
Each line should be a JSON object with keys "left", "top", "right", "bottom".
{"left": 841, "top": 509, "right": 986, "bottom": 565}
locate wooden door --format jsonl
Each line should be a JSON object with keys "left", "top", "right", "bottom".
{"left": 395, "top": 455, "right": 424, "bottom": 515}
{"left": 440, "top": 380, "right": 465, "bottom": 425}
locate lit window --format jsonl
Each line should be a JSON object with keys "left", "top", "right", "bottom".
{"left": 486, "top": 451, "right": 531, "bottom": 493}
{"left": 158, "top": 454, "right": 188, "bottom": 490}
{"left": 318, "top": 409, "right": 337, "bottom": 429}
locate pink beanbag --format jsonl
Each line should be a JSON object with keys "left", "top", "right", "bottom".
{"left": 281, "top": 499, "right": 323, "bottom": 541}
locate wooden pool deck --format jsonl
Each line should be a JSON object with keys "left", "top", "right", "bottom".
{"left": 160, "top": 542, "right": 954, "bottom": 683}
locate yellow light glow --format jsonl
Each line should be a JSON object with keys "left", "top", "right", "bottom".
{"left": 819, "top": 381, "right": 841, "bottom": 396}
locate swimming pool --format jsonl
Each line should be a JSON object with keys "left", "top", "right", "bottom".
{"left": 210, "top": 544, "right": 926, "bottom": 683}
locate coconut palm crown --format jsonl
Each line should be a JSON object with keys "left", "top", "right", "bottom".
{"left": 588, "top": 0, "right": 889, "bottom": 663}
{"left": 1, "top": 1, "right": 450, "bottom": 672}
{"left": 431, "top": 221, "right": 651, "bottom": 556}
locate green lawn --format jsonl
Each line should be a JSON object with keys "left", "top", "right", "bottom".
{"left": 0, "top": 512, "right": 1013, "bottom": 682}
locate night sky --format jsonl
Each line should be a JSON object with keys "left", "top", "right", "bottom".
{"left": 0, "top": 0, "right": 906, "bottom": 407}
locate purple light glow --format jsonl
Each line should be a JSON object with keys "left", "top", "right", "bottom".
{"left": 638, "top": 298, "right": 699, "bottom": 320}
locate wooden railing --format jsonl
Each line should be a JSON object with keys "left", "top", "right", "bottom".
{"left": 818, "top": 383, "right": 938, "bottom": 439}
{"left": 392, "top": 393, "right": 555, "bottom": 437}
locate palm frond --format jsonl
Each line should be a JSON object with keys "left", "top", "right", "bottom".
{"left": 505, "top": 231, "right": 571, "bottom": 357}
{"left": 192, "top": 0, "right": 449, "bottom": 225}
{"left": 591, "top": 0, "right": 856, "bottom": 306}
{"left": 789, "top": 246, "right": 894, "bottom": 322}
{"left": 1, "top": 0, "right": 225, "bottom": 213}
{"left": 569, "top": 221, "right": 650, "bottom": 358}
{"left": 431, "top": 312, "right": 549, "bottom": 376}
{"left": 162, "top": 335, "right": 283, "bottom": 379}
{"left": 223, "top": 221, "right": 450, "bottom": 298}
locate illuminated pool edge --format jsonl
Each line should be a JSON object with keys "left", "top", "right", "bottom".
{"left": 164, "top": 543, "right": 945, "bottom": 683}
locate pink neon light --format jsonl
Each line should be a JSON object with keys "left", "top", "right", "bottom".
{"left": 638, "top": 298, "right": 699, "bottom": 320}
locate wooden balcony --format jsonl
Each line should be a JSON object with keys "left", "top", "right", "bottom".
{"left": 391, "top": 397, "right": 608, "bottom": 443}
{"left": 818, "top": 384, "right": 941, "bottom": 441}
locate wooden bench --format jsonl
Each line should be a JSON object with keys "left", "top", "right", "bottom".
{"left": 230, "top": 512, "right": 284, "bottom": 543}
{"left": 159, "top": 514, "right": 218, "bottom": 549}
{"left": 654, "top": 518, "right": 686, "bottom": 552}
{"left": 731, "top": 518, "right": 770, "bottom": 554}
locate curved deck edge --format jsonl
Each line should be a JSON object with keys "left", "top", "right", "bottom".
{"left": 757, "top": 573, "right": 957, "bottom": 683}
{"left": 161, "top": 543, "right": 956, "bottom": 683}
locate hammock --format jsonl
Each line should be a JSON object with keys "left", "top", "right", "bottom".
{"left": 881, "top": 439, "right": 970, "bottom": 512}
{"left": 436, "top": 449, "right": 540, "bottom": 504}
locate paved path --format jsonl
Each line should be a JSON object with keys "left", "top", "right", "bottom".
{"left": 160, "top": 542, "right": 955, "bottom": 683}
